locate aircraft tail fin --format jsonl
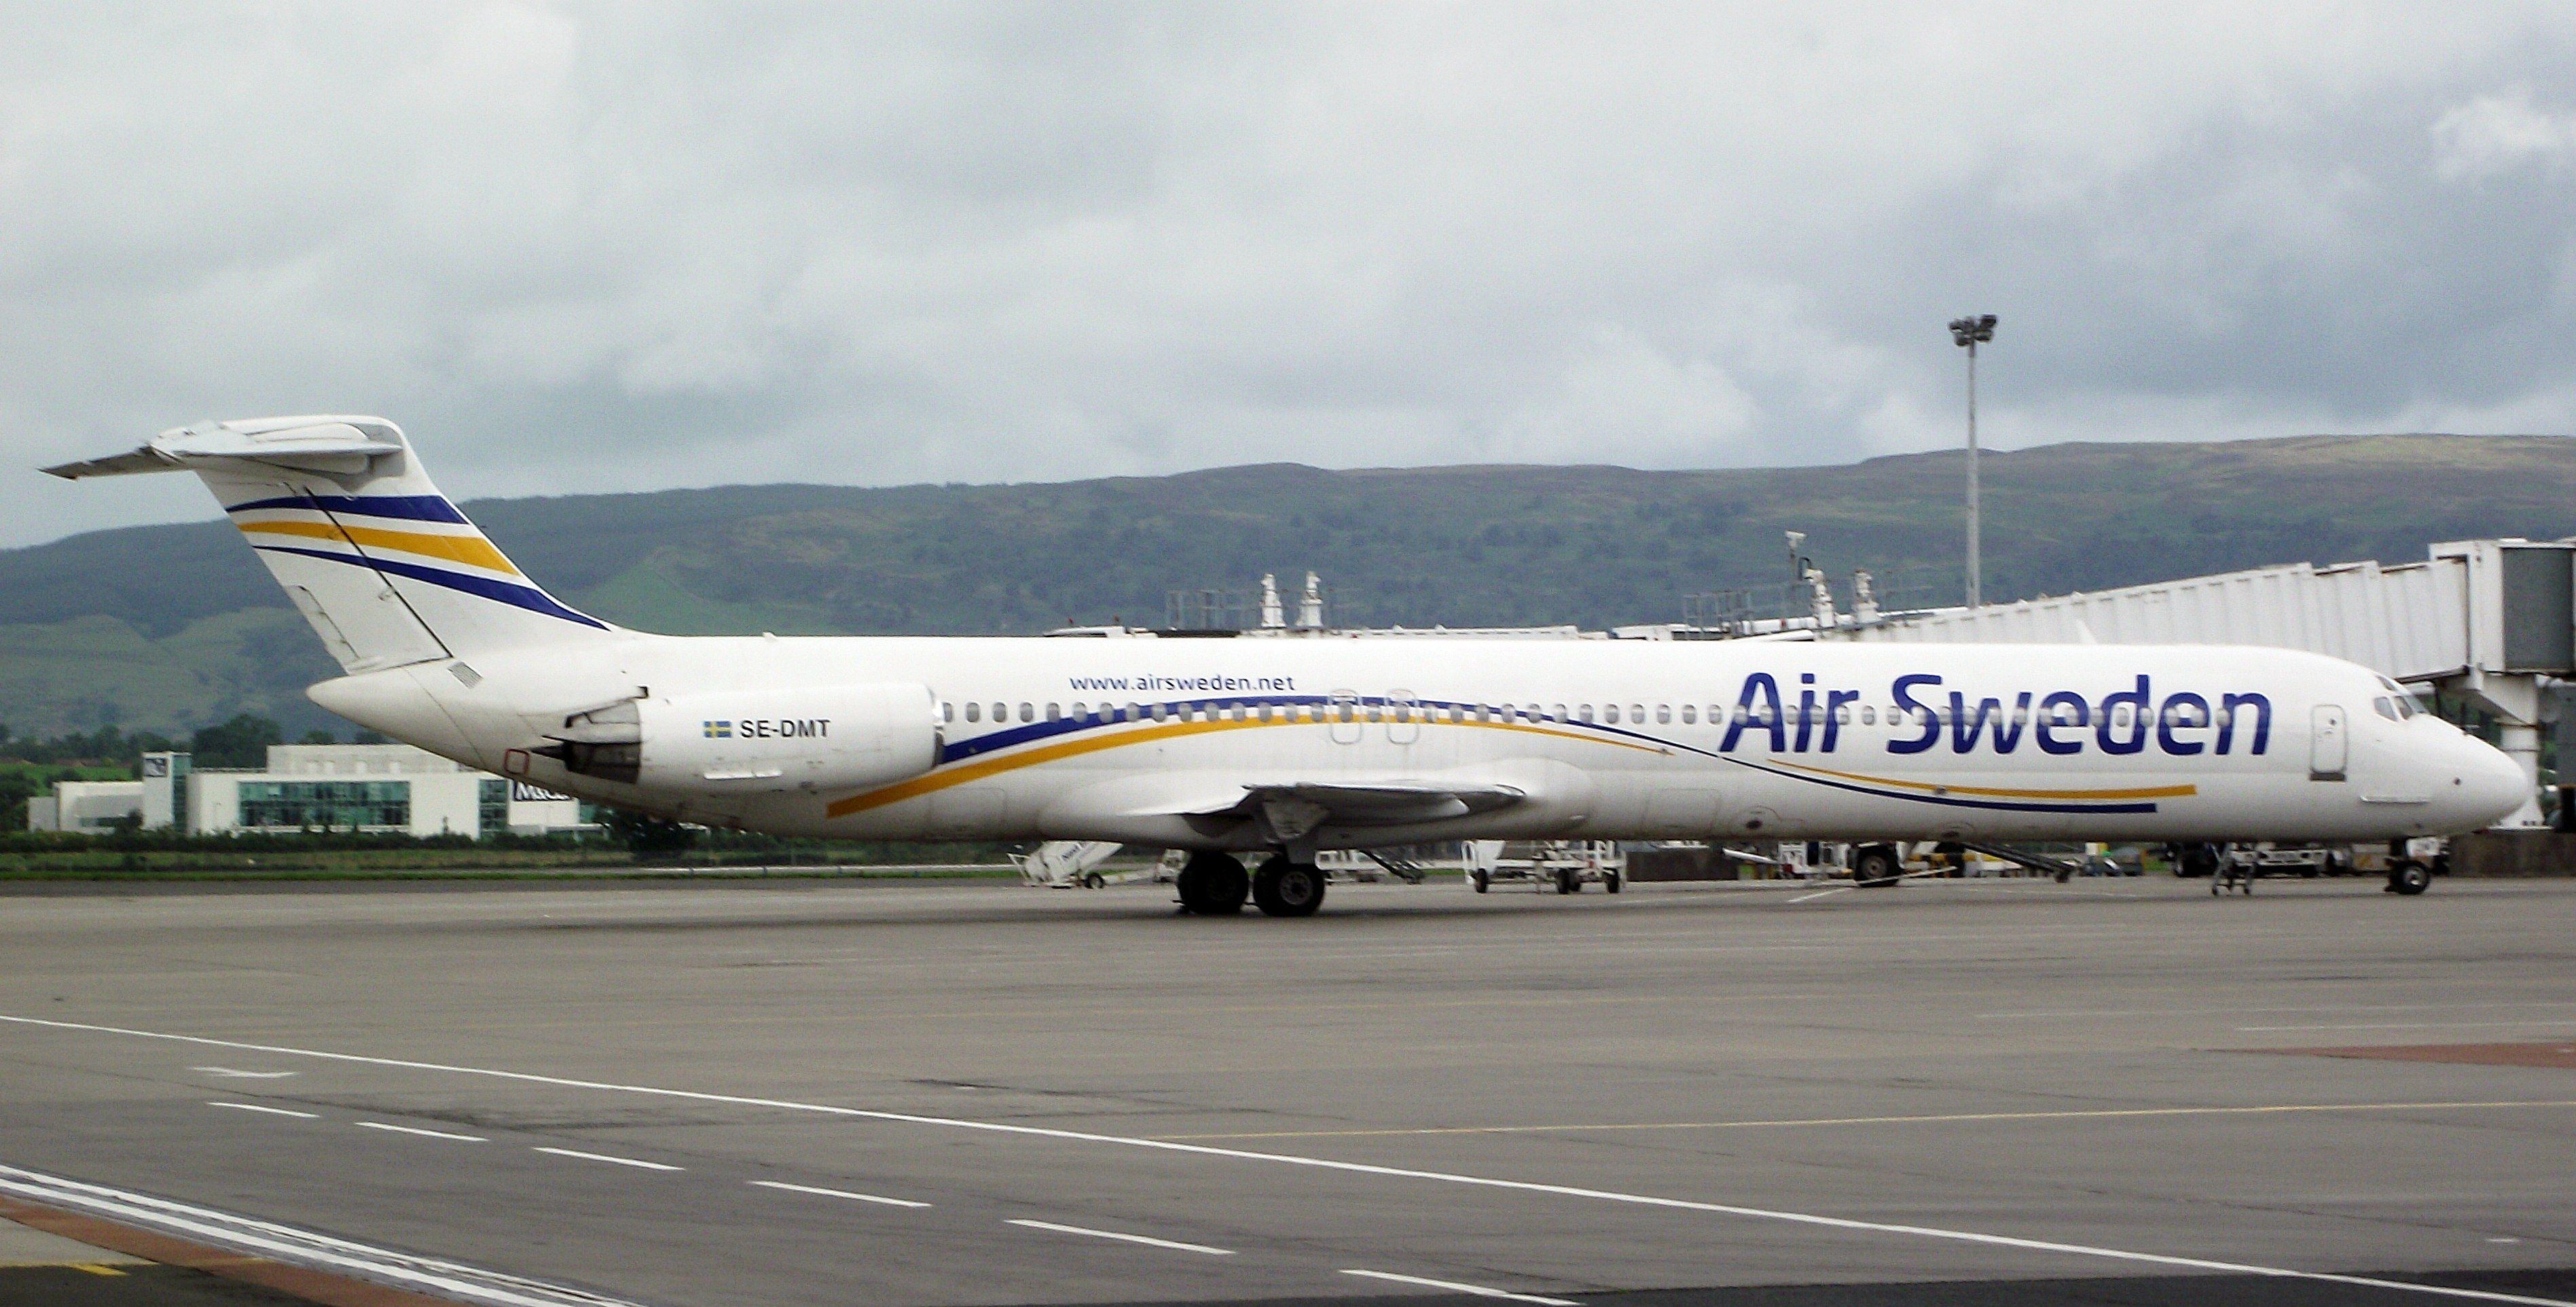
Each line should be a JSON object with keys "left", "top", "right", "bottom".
{"left": 45, "top": 416, "right": 617, "bottom": 673}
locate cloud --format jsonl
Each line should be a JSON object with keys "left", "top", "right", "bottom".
{"left": 2435, "top": 84, "right": 2576, "bottom": 179}
{"left": 3, "top": 4, "right": 2575, "bottom": 545}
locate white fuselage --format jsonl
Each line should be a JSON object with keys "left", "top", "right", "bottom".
{"left": 313, "top": 632, "right": 2528, "bottom": 849}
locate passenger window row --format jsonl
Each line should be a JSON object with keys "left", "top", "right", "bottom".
{"left": 932, "top": 699, "right": 2243, "bottom": 732}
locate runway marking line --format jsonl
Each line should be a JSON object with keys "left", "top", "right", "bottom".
{"left": 1158, "top": 1098, "right": 2576, "bottom": 1140}
{"left": 356, "top": 1121, "right": 486, "bottom": 1143}
{"left": 531, "top": 1147, "right": 680, "bottom": 1172}
{"left": 1343, "top": 1268, "right": 1579, "bottom": 1304}
{"left": 0, "top": 1164, "right": 642, "bottom": 1307}
{"left": 1784, "top": 888, "right": 1850, "bottom": 904}
{"left": 1006, "top": 1219, "right": 1232, "bottom": 1255}
{"left": 12, "top": 1013, "right": 2572, "bottom": 1307}
{"left": 193, "top": 1067, "right": 296, "bottom": 1079}
{"left": 749, "top": 1179, "right": 928, "bottom": 1208}
{"left": 2239, "top": 1020, "right": 2576, "bottom": 1033}
{"left": 204, "top": 1102, "right": 316, "bottom": 1119}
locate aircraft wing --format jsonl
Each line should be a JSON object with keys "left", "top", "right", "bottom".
{"left": 1194, "top": 781, "right": 1525, "bottom": 842}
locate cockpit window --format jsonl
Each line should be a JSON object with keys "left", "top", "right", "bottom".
{"left": 2373, "top": 696, "right": 2401, "bottom": 721}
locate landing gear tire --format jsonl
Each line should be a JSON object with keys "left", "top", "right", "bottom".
{"left": 1081, "top": 872, "right": 1106, "bottom": 890}
{"left": 1603, "top": 871, "right": 1622, "bottom": 894}
{"left": 1252, "top": 856, "right": 1326, "bottom": 918}
{"left": 1555, "top": 868, "right": 1580, "bottom": 895}
{"left": 1470, "top": 870, "right": 1489, "bottom": 894}
{"left": 1176, "top": 852, "right": 1249, "bottom": 914}
{"left": 1853, "top": 844, "right": 1902, "bottom": 887}
{"left": 2387, "top": 859, "right": 2432, "bottom": 896}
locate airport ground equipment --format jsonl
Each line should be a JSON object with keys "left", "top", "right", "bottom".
{"left": 1468, "top": 840, "right": 1624, "bottom": 895}
{"left": 1012, "top": 840, "right": 1125, "bottom": 888}
{"left": 2167, "top": 839, "right": 2437, "bottom": 895}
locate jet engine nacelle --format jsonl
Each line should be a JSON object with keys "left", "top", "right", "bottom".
{"left": 547, "top": 683, "right": 940, "bottom": 795}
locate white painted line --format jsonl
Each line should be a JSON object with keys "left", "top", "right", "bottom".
{"left": 206, "top": 1101, "right": 316, "bottom": 1118}
{"left": 194, "top": 1066, "right": 297, "bottom": 1079}
{"left": 750, "top": 1179, "right": 928, "bottom": 1208}
{"left": 0, "top": 1163, "right": 636, "bottom": 1307}
{"left": 1785, "top": 887, "right": 1851, "bottom": 904}
{"left": 1006, "top": 1219, "right": 1232, "bottom": 1255}
{"left": 13, "top": 1014, "right": 2568, "bottom": 1307}
{"left": 1343, "top": 1269, "right": 1580, "bottom": 1304}
{"left": 357, "top": 1121, "right": 486, "bottom": 1143}
{"left": 532, "top": 1147, "right": 681, "bottom": 1172}
{"left": 2238, "top": 1020, "right": 2576, "bottom": 1033}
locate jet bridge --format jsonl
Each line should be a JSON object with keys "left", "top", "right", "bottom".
{"left": 1831, "top": 539, "right": 2576, "bottom": 827}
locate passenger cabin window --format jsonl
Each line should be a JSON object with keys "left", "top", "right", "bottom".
{"left": 1601, "top": 704, "right": 1618, "bottom": 724}
{"left": 1860, "top": 706, "right": 1876, "bottom": 724}
{"left": 1680, "top": 704, "right": 1696, "bottom": 724}
{"left": 1630, "top": 704, "right": 1644, "bottom": 723}
{"left": 1019, "top": 702, "right": 1034, "bottom": 722}
{"left": 941, "top": 702, "right": 955, "bottom": 722}
{"left": 1580, "top": 704, "right": 1597, "bottom": 723}
{"left": 1046, "top": 703, "right": 1062, "bottom": 721}
{"left": 964, "top": 702, "right": 981, "bottom": 722}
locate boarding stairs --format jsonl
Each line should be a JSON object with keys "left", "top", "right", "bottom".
{"left": 1013, "top": 840, "right": 1126, "bottom": 889}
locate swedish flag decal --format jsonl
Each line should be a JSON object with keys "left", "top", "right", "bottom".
{"left": 704, "top": 720, "right": 733, "bottom": 738}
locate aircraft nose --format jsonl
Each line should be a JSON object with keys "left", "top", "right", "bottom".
{"left": 2460, "top": 737, "right": 2530, "bottom": 826}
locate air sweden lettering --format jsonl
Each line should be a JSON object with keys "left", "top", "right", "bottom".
{"left": 1717, "top": 673, "right": 2269, "bottom": 757}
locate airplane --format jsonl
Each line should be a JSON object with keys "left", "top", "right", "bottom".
{"left": 46, "top": 416, "right": 2528, "bottom": 914}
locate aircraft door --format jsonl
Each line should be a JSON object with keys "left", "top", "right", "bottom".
{"left": 1387, "top": 690, "right": 1421, "bottom": 745}
{"left": 1328, "top": 690, "right": 1362, "bottom": 745}
{"left": 2308, "top": 704, "right": 2348, "bottom": 781}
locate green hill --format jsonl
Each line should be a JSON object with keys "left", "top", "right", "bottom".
{"left": 4, "top": 433, "right": 2569, "bottom": 738}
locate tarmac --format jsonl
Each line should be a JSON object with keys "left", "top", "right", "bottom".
{"left": 0, "top": 872, "right": 2571, "bottom": 1307}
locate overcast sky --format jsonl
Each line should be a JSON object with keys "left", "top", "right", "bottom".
{"left": 4, "top": 4, "right": 2574, "bottom": 546}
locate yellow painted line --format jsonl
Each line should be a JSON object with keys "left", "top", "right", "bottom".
{"left": 235, "top": 519, "right": 520, "bottom": 576}
{"left": 69, "top": 1264, "right": 128, "bottom": 1276}
{"left": 1767, "top": 756, "right": 2196, "bottom": 802}
{"left": 827, "top": 715, "right": 1661, "bottom": 819}
{"left": 1155, "top": 1098, "right": 2576, "bottom": 1141}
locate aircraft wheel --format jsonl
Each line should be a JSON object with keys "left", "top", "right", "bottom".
{"left": 1852, "top": 844, "right": 1902, "bottom": 887}
{"left": 1081, "top": 872, "right": 1106, "bottom": 889}
{"left": 1555, "top": 868, "right": 1580, "bottom": 895}
{"left": 1603, "top": 871, "right": 1622, "bottom": 894}
{"left": 2388, "top": 860, "right": 2432, "bottom": 896}
{"left": 1178, "top": 852, "right": 1249, "bottom": 914}
{"left": 1253, "top": 857, "right": 1326, "bottom": 917}
{"left": 1470, "top": 870, "right": 1489, "bottom": 893}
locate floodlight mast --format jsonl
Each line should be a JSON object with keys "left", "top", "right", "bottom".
{"left": 1948, "top": 313, "right": 1997, "bottom": 608}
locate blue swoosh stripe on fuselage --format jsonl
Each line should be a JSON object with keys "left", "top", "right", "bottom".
{"left": 225, "top": 494, "right": 472, "bottom": 524}
{"left": 935, "top": 696, "right": 2160, "bottom": 814}
{"left": 252, "top": 545, "right": 610, "bottom": 630}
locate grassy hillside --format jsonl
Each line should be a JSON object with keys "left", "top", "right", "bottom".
{"left": 4, "top": 433, "right": 2569, "bottom": 737}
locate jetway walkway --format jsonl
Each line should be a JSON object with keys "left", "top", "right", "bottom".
{"left": 1828, "top": 539, "right": 2576, "bottom": 826}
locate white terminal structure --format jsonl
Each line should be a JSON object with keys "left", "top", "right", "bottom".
{"left": 26, "top": 742, "right": 592, "bottom": 838}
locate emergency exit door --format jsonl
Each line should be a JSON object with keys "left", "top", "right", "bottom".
{"left": 2309, "top": 704, "right": 2348, "bottom": 781}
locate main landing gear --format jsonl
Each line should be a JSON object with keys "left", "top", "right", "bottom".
{"left": 1176, "top": 851, "right": 1249, "bottom": 915}
{"left": 1175, "top": 851, "right": 1328, "bottom": 916}
{"left": 1252, "top": 855, "right": 1327, "bottom": 918}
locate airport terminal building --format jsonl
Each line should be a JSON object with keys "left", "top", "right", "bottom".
{"left": 26, "top": 743, "right": 594, "bottom": 839}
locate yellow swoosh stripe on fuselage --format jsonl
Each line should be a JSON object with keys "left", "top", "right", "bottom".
{"left": 825, "top": 714, "right": 1663, "bottom": 819}
{"left": 1766, "top": 756, "right": 2196, "bottom": 802}
{"left": 234, "top": 518, "right": 521, "bottom": 576}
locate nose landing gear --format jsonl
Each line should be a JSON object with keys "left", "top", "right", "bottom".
{"left": 2385, "top": 859, "right": 2432, "bottom": 895}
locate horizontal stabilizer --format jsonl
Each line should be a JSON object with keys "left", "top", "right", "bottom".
{"left": 43, "top": 416, "right": 405, "bottom": 480}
